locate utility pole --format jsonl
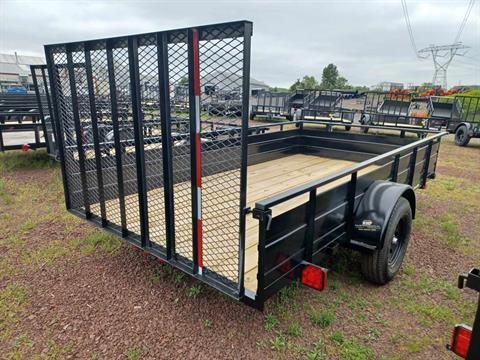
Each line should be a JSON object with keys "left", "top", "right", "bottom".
{"left": 418, "top": 43, "right": 470, "bottom": 89}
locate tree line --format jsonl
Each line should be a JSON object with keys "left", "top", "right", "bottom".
{"left": 270, "top": 64, "right": 369, "bottom": 92}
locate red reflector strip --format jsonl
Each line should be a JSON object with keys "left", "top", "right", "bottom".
{"left": 301, "top": 265, "right": 327, "bottom": 291}
{"left": 449, "top": 324, "right": 472, "bottom": 359}
{"left": 191, "top": 28, "right": 202, "bottom": 274}
{"left": 192, "top": 30, "right": 200, "bottom": 97}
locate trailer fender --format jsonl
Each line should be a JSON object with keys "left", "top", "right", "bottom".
{"left": 351, "top": 180, "right": 415, "bottom": 251}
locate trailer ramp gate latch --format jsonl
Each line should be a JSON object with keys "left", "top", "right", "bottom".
{"left": 301, "top": 262, "right": 328, "bottom": 291}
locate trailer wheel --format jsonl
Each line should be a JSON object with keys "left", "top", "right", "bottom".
{"left": 250, "top": 112, "right": 255, "bottom": 121}
{"left": 361, "top": 197, "right": 412, "bottom": 285}
{"left": 345, "top": 125, "right": 351, "bottom": 131}
{"left": 455, "top": 125, "right": 471, "bottom": 147}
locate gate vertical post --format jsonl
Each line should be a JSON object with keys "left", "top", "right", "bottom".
{"left": 238, "top": 22, "right": 252, "bottom": 295}
{"left": 45, "top": 46, "right": 70, "bottom": 209}
{"left": 66, "top": 47, "right": 91, "bottom": 218}
{"left": 188, "top": 28, "right": 202, "bottom": 274}
{"left": 84, "top": 46, "right": 107, "bottom": 225}
{"left": 30, "top": 66, "right": 49, "bottom": 154}
{"left": 106, "top": 40, "right": 128, "bottom": 236}
{"left": 128, "top": 36, "right": 149, "bottom": 248}
{"left": 157, "top": 32, "right": 176, "bottom": 259}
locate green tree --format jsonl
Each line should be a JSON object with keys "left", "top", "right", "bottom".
{"left": 320, "top": 64, "right": 339, "bottom": 89}
{"left": 289, "top": 75, "right": 319, "bottom": 91}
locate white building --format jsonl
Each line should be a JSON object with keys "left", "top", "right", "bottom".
{"left": 371, "top": 81, "right": 404, "bottom": 92}
{"left": 0, "top": 52, "right": 45, "bottom": 92}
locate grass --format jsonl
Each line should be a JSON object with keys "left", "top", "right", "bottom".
{"left": 264, "top": 313, "right": 279, "bottom": 332}
{"left": 38, "top": 340, "right": 74, "bottom": 360}
{"left": 126, "top": 346, "right": 144, "bottom": 360}
{"left": 270, "top": 335, "right": 285, "bottom": 351}
{"left": 286, "top": 322, "right": 302, "bottom": 337}
{"left": 81, "top": 230, "right": 122, "bottom": 255}
{"left": 402, "top": 336, "right": 434, "bottom": 354}
{"left": 0, "top": 284, "right": 29, "bottom": 340}
{"left": 339, "top": 339, "right": 375, "bottom": 360}
{"left": 188, "top": 284, "right": 202, "bottom": 298}
{"left": 309, "top": 309, "right": 335, "bottom": 328}
{"left": 404, "top": 302, "right": 454, "bottom": 326}
{"left": 0, "top": 150, "right": 57, "bottom": 172}
{"left": 27, "top": 240, "right": 73, "bottom": 265}
{"left": 202, "top": 319, "right": 212, "bottom": 328}
{"left": 306, "top": 340, "right": 326, "bottom": 360}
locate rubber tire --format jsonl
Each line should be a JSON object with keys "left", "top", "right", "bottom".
{"left": 455, "top": 125, "right": 471, "bottom": 147}
{"left": 345, "top": 125, "right": 351, "bottom": 131}
{"left": 361, "top": 197, "right": 412, "bottom": 285}
{"left": 362, "top": 127, "right": 369, "bottom": 134}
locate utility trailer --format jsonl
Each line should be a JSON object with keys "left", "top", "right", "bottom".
{"left": 250, "top": 91, "right": 290, "bottom": 120}
{"left": 45, "top": 20, "right": 446, "bottom": 309}
{"left": 301, "top": 90, "right": 359, "bottom": 130}
{"left": 360, "top": 92, "right": 434, "bottom": 135}
{"left": 250, "top": 90, "right": 305, "bottom": 121}
{"left": 0, "top": 93, "right": 47, "bottom": 152}
{"left": 435, "top": 95, "right": 480, "bottom": 147}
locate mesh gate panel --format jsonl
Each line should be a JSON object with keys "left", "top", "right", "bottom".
{"left": 198, "top": 26, "right": 244, "bottom": 286}
{"left": 138, "top": 36, "right": 166, "bottom": 248}
{"left": 89, "top": 47, "right": 122, "bottom": 226}
{"left": 113, "top": 44, "right": 141, "bottom": 236}
{"left": 53, "top": 51, "right": 84, "bottom": 211}
{"left": 46, "top": 21, "right": 252, "bottom": 298}
{"left": 168, "top": 32, "right": 193, "bottom": 263}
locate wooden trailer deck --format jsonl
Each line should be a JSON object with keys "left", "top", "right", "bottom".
{"left": 92, "top": 153, "right": 376, "bottom": 294}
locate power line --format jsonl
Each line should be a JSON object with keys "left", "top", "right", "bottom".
{"left": 401, "top": 0, "right": 421, "bottom": 58}
{"left": 454, "top": 0, "right": 475, "bottom": 43}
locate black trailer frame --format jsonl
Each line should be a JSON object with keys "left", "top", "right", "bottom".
{"left": 46, "top": 20, "right": 446, "bottom": 309}
{"left": 30, "top": 64, "right": 58, "bottom": 158}
{"left": 0, "top": 93, "right": 47, "bottom": 152}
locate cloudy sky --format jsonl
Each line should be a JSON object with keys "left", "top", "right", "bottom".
{"left": 1, "top": 0, "right": 478, "bottom": 88}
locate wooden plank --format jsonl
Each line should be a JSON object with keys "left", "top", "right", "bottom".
{"left": 99, "top": 153, "right": 374, "bottom": 293}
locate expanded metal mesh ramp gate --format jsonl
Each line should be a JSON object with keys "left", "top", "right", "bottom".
{"left": 45, "top": 21, "right": 252, "bottom": 298}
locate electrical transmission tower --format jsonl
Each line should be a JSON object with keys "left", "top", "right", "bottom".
{"left": 401, "top": 0, "right": 475, "bottom": 89}
{"left": 417, "top": 43, "right": 470, "bottom": 89}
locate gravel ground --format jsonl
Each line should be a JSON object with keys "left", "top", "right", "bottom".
{"left": 0, "top": 134, "right": 479, "bottom": 359}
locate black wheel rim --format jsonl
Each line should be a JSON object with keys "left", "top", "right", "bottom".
{"left": 457, "top": 129, "right": 465, "bottom": 143}
{"left": 388, "top": 217, "right": 407, "bottom": 266}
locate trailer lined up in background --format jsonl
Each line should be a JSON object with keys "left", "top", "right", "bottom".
{"left": 45, "top": 20, "right": 447, "bottom": 309}
{"left": 0, "top": 92, "right": 47, "bottom": 152}
{"left": 30, "top": 64, "right": 58, "bottom": 158}
{"left": 360, "top": 91, "right": 480, "bottom": 145}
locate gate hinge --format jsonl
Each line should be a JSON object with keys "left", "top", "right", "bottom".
{"left": 243, "top": 207, "right": 252, "bottom": 215}
{"left": 252, "top": 208, "right": 272, "bottom": 231}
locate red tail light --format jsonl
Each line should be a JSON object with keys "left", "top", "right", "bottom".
{"left": 301, "top": 264, "right": 327, "bottom": 291}
{"left": 449, "top": 324, "right": 472, "bottom": 358}
{"left": 21, "top": 143, "right": 29, "bottom": 152}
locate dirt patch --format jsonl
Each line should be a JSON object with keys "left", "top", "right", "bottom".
{"left": 7, "top": 248, "right": 268, "bottom": 359}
